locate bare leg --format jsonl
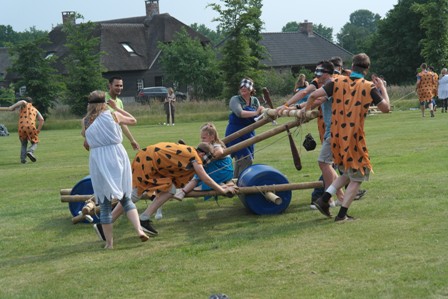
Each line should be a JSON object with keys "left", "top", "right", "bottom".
{"left": 140, "top": 192, "right": 172, "bottom": 219}
{"left": 341, "top": 181, "right": 361, "bottom": 208}
{"left": 319, "top": 162, "right": 344, "bottom": 201}
{"left": 126, "top": 208, "right": 149, "bottom": 242}
{"left": 103, "top": 223, "right": 113, "bottom": 249}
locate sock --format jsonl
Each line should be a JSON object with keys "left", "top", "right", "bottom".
{"left": 337, "top": 207, "right": 348, "bottom": 219}
{"left": 140, "top": 214, "right": 150, "bottom": 221}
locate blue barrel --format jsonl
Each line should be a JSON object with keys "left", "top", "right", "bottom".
{"left": 237, "top": 164, "right": 291, "bottom": 215}
{"left": 68, "top": 175, "right": 100, "bottom": 224}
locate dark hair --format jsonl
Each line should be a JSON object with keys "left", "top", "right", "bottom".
{"left": 317, "top": 60, "right": 335, "bottom": 74}
{"left": 352, "top": 53, "right": 370, "bottom": 74}
{"left": 330, "top": 56, "right": 342, "bottom": 67}
{"left": 109, "top": 76, "right": 123, "bottom": 84}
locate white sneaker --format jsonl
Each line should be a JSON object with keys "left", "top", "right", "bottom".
{"left": 155, "top": 208, "right": 163, "bottom": 220}
{"left": 335, "top": 200, "right": 342, "bottom": 207}
{"left": 329, "top": 199, "right": 336, "bottom": 208}
{"left": 173, "top": 189, "right": 185, "bottom": 200}
{"left": 310, "top": 203, "right": 317, "bottom": 210}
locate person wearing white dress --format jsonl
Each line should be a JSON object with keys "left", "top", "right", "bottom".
{"left": 81, "top": 90, "right": 149, "bottom": 249}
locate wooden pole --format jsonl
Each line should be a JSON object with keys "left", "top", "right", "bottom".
{"left": 60, "top": 181, "right": 323, "bottom": 202}
{"left": 221, "top": 110, "right": 318, "bottom": 157}
{"left": 222, "top": 115, "right": 273, "bottom": 144}
{"left": 0, "top": 107, "right": 10, "bottom": 111}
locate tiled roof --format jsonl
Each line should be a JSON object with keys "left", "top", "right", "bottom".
{"left": 260, "top": 31, "right": 352, "bottom": 67}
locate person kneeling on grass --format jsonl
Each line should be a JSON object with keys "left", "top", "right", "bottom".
{"left": 93, "top": 141, "right": 238, "bottom": 241}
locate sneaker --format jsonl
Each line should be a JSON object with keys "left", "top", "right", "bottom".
{"left": 93, "top": 223, "right": 106, "bottom": 241}
{"left": 334, "top": 214, "right": 357, "bottom": 223}
{"left": 354, "top": 189, "right": 367, "bottom": 201}
{"left": 27, "top": 152, "right": 37, "bottom": 162}
{"left": 21, "top": 160, "right": 27, "bottom": 164}
{"left": 140, "top": 219, "right": 158, "bottom": 236}
{"left": 335, "top": 199, "right": 343, "bottom": 207}
{"left": 313, "top": 197, "right": 332, "bottom": 218}
{"left": 173, "top": 189, "right": 185, "bottom": 201}
{"left": 329, "top": 199, "right": 336, "bottom": 208}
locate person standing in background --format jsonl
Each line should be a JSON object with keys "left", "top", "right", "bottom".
{"left": 416, "top": 63, "right": 437, "bottom": 117}
{"left": 106, "top": 76, "right": 140, "bottom": 150}
{"left": 164, "top": 87, "right": 176, "bottom": 126}
{"left": 438, "top": 68, "right": 448, "bottom": 113}
{"left": 225, "top": 78, "right": 264, "bottom": 178}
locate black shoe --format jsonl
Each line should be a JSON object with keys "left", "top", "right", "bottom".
{"left": 354, "top": 189, "right": 367, "bottom": 200}
{"left": 140, "top": 219, "right": 158, "bottom": 236}
{"left": 334, "top": 214, "right": 356, "bottom": 223}
{"left": 27, "top": 152, "right": 37, "bottom": 162}
{"left": 93, "top": 223, "right": 106, "bottom": 241}
{"left": 313, "top": 197, "right": 332, "bottom": 218}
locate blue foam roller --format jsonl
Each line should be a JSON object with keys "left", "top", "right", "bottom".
{"left": 237, "top": 164, "right": 291, "bottom": 215}
{"left": 69, "top": 175, "right": 100, "bottom": 223}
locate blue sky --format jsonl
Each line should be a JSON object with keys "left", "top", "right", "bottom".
{"left": 2, "top": 0, "right": 398, "bottom": 35}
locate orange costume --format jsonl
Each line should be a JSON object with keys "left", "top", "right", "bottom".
{"left": 18, "top": 102, "right": 40, "bottom": 143}
{"left": 417, "top": 71, "right": 436, "bottom": 102}
{"left": 330, "top": 76, "right": 376, "bottom": 174}
{"left": 132, "top": 142, "right": 203, "bottom": 196}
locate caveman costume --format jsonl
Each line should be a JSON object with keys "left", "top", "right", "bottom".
{"left": 132, "top": 142, "right": 203, "bottom": 197}
{"left": 417, "top": 70, "right": 436, "bottom": 103}
{"left": 18, "top": 102, "right": 40, "bottom": 143}
{"left": 329, "top": 76, "right": 379, "bottom": 174}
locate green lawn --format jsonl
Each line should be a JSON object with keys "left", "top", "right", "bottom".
{"left": 0, "top": 110, "right": 447, "bottom": 298}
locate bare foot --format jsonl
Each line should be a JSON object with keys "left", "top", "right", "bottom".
{"left": 140, "top": 233, "right": 149, "bottom": 242}
{"left": 104, "top": 244, "right": 113, "bottom": 249}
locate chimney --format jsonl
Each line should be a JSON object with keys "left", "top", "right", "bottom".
{"left": 62, "top": 11, "right": 76, "bottom": 25}
{"left": 299, "top": 20, "right": 314, "bottom": 37}
{"left": 145, "top": 0, "right": 160, "bottom": 18}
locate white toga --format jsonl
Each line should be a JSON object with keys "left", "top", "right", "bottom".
{"left": 85, "top": 110, "right": 132, "bottom": 203}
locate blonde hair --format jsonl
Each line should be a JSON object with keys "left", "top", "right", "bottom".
{"left": 294, "top": 73, "right": 308, "bottom": 91}
{"left": 200, "top": 122, "right": 226, "bottom": 148}
{"left": 168, "top": 87, "right": 174, "bottom": 95}
{"left": 85, "top": 90, "right": 107, "bottom": 126}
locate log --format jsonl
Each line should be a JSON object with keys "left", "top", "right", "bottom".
{"left": 61, "top": 181, "right": 323, "bottom": 202}
{"left": 0, "top": 107, "right": 10, "bottom": 111}
{"left": 222, "top": 115, "right": 272, "bottom": 144}
{"left": 222, "top": 110, "right": 318, "bottom": 157}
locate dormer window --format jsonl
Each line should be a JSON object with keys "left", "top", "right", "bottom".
{"left": 121, "top": 43, "right": 137, "bottom": 56}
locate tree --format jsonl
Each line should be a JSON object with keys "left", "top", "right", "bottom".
{"left": 158, "top": 28, "right": 221, "bottom": 100}
{"left": 336, "top": 9, "right": 381, "bottom": 53}
{"left": 62, "top": 14, "right": 107, "bottom": 116}
{"left": 412, "top": 0, "right": 448, "bottom": 68}
{"left": 282, "top": 21, "right": 300, "bottom": 32}
{"left": 189, "top": 23, "right": 224, "bottom": 46}
{"left": 8, "top": 37, "right": 64, "bottom": 118}
{"left": 209, "top": 0, "right": 265, "bottom": 99}
{"left": 314, "top": 24, "right": 333, "bottom": 42}
{"left": 0, "top": 25, "right": 47, "bottom": 47}
{"left": 367, "top": 0, "right": 427, "bottom": 84}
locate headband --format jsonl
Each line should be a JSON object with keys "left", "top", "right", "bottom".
{"left": 240, "top": 79, "right": 254, "bottom": 91}
{"left": 88, "top": 97, "right": 106, "bottom": 104}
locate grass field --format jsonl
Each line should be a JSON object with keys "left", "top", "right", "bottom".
{"left": 1, "top": 108, "right": 448, "bottom": 298}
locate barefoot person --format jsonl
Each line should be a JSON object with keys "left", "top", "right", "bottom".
{"left": 82, "top": 90, "right": 149, "bottom": 249}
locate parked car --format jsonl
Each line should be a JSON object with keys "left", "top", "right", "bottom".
{"left": 136, "top": 86, "right": 187, "bottom": 104}
{"left": 136, "top": 86, "right": 167, "bottom": 104}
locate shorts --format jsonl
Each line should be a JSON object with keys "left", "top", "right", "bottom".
{"left": 317, "top": 137, "right": 333, "bottom": 164}
{"left": 338, "top": 165, "right": 370, "bottom": 182}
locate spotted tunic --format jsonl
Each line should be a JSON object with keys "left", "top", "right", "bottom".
{"left": 18, "top": 103, "right": 40, "bottom": 143}
{"left": 324, "top": 76, "right": 378, "bottom": 174}
{"left": 132, "top": 142, "right": 202, "bottom": 196}
{"left": 417, "top": 71, "right": 436, "bottom": 102}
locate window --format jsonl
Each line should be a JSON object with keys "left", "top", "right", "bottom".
{"left": 137, "top": 79, "right": 144, "bottom": 90}
{"left": 121, "top": 43, "right": 137, "bottom": 56}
